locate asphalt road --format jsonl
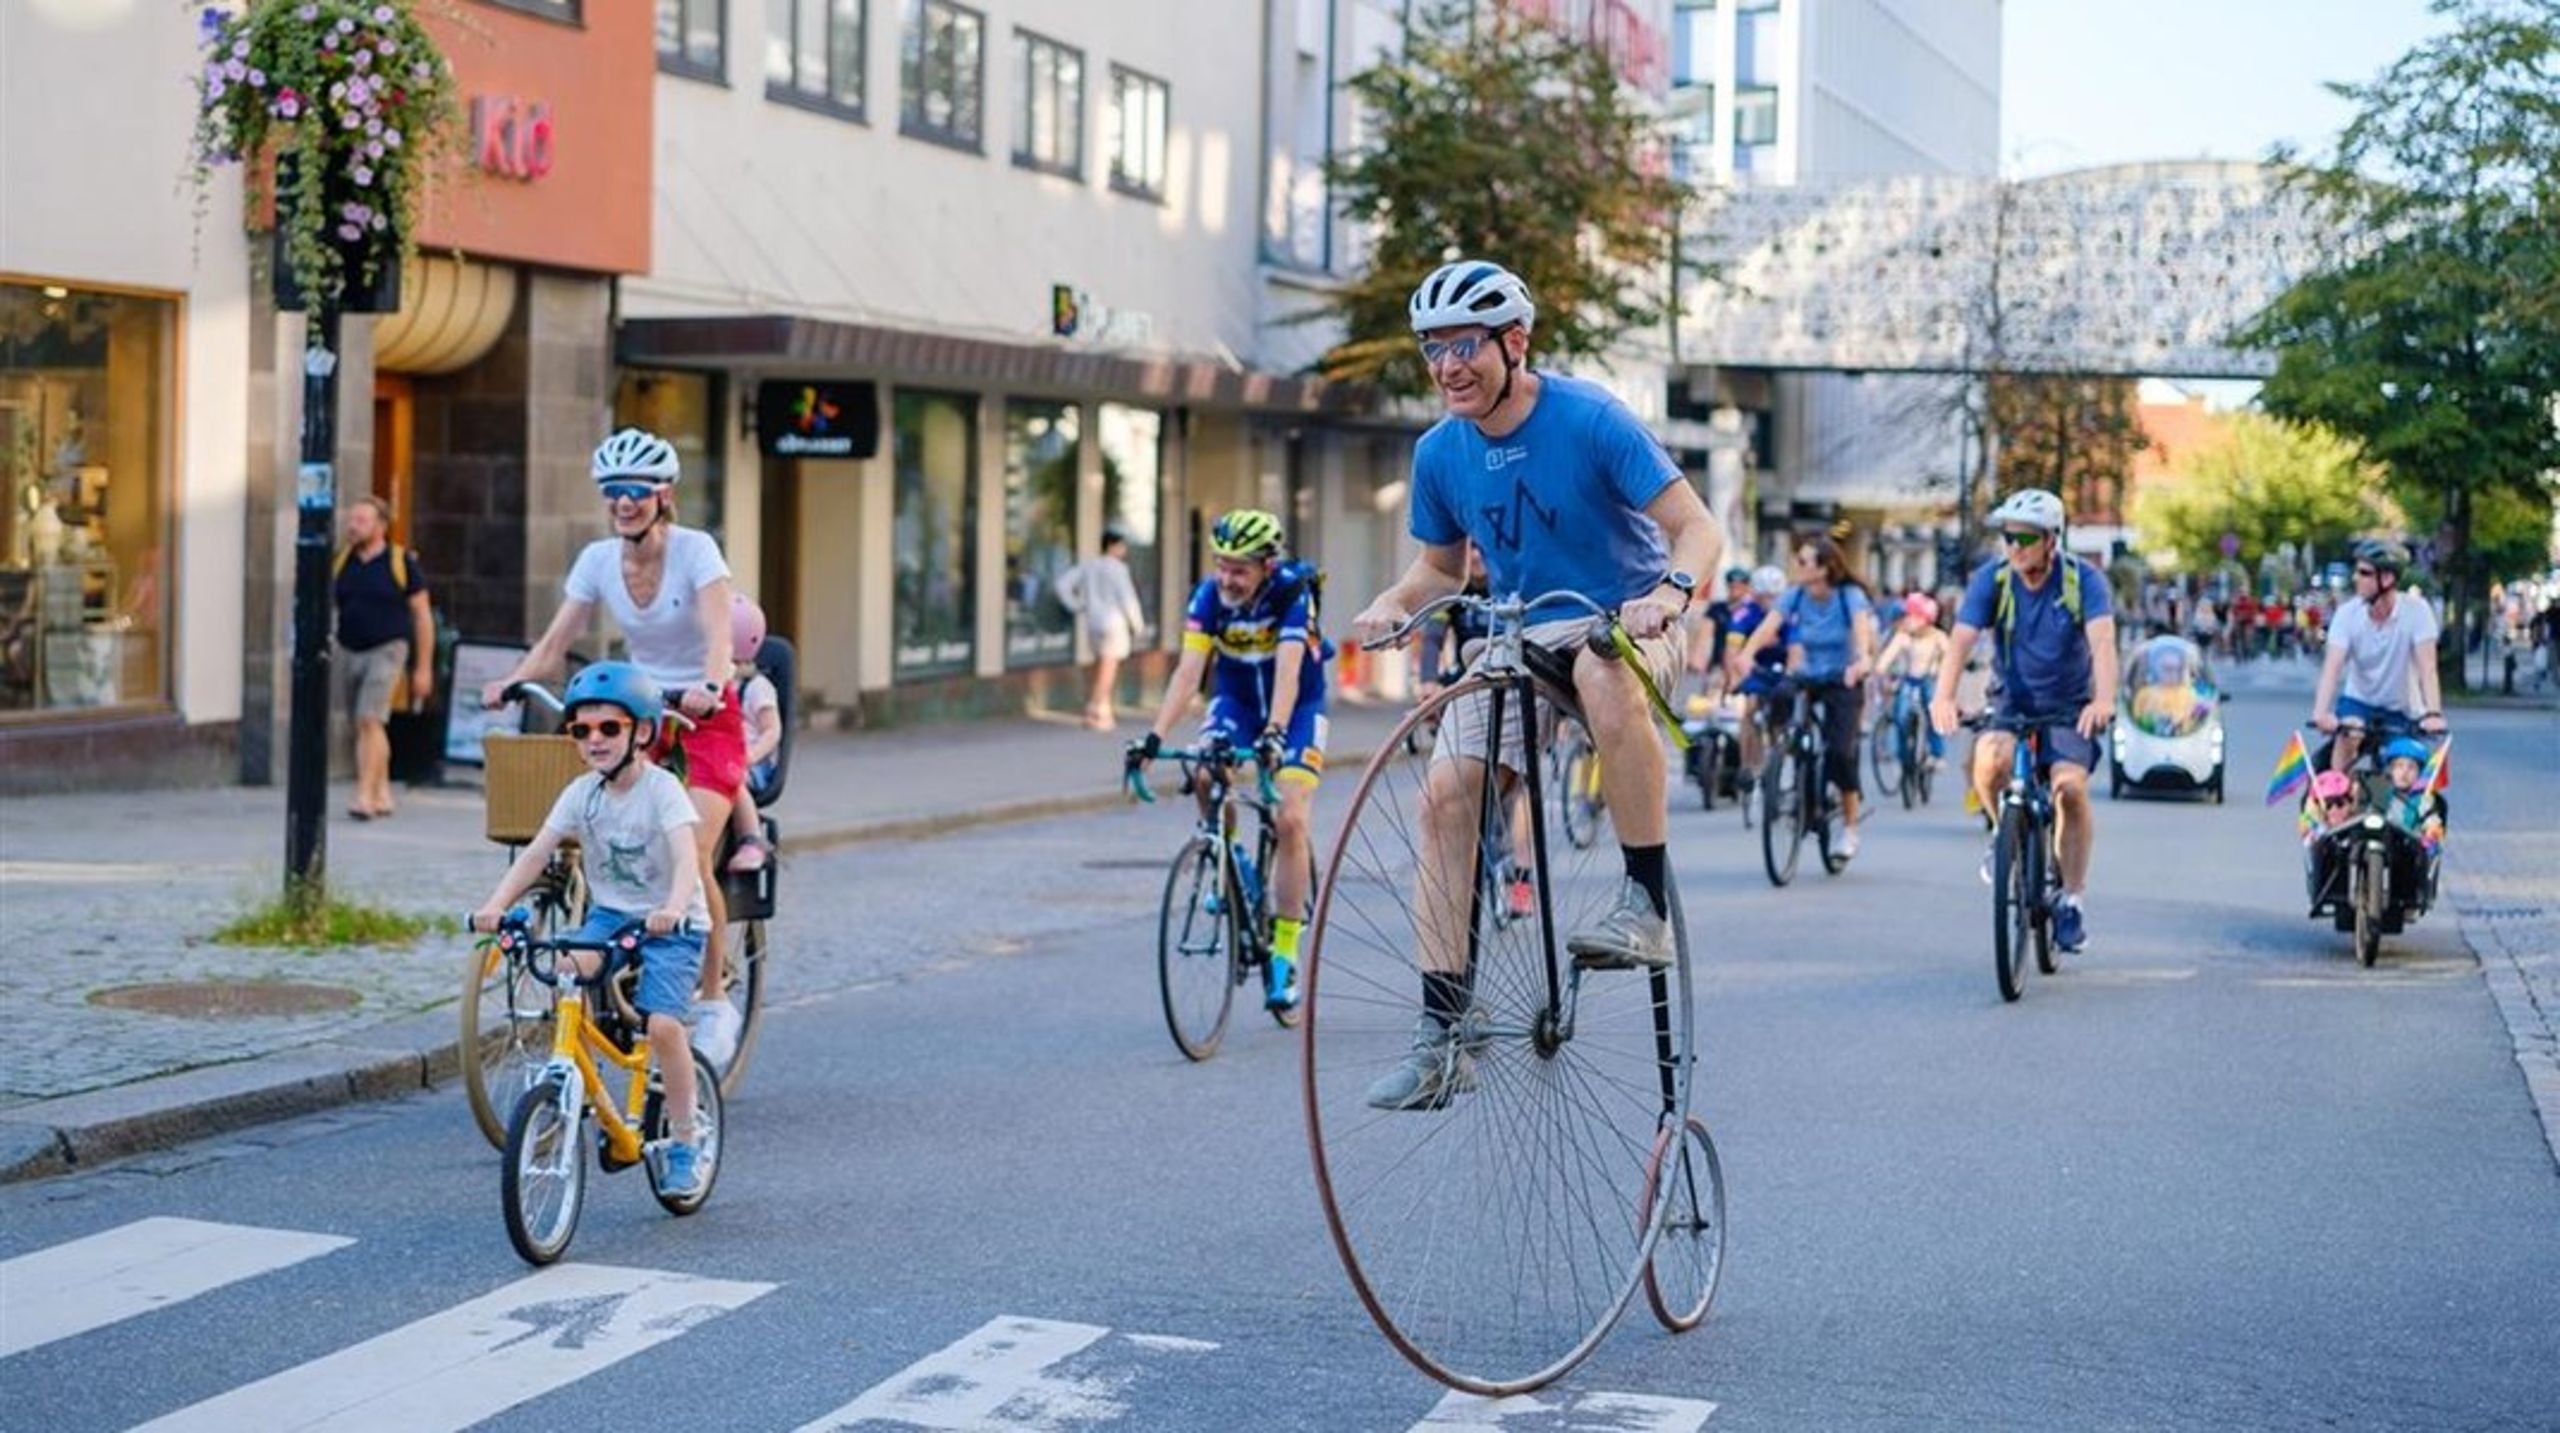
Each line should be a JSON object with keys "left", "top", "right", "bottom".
{"left": 3, "top": 689, "right": 2554, "bottom": 1431}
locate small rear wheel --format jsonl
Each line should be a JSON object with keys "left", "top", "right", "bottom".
{"left": 501, "top": 1078, "right": 585, "bottom": 1266}
{"left": 1641, "top": 1115, "right": 1728, "bottom": 1332}
{"left": 647, "top": 1047, "right": 724, "bottom": 1215}
{"left": 1159, "top": 836, "right": 1238, "bottom": 1060}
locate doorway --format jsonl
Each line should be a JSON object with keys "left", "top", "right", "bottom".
{"left": 370, "top": 374, "right": 416, "bottom": 538}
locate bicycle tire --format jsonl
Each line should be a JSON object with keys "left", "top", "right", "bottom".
{"left": 501, "top": 1077, "right": 585, "bottom": 1266}
{"left": 1993, "top": 806, "right": 2029, "bottom": 1003}
{"left": 1759, "top": 748, "right": 1802, "bottom": 887}
{"left": 712, "top": 917, "right": 769, "bottom": 1097}
{"left": 646, "top": 1047, "right": 724, "bottom": 1215}
{"left": 2354, "top": 846, "right": 2385, "bottom": 967}
{"left": 461, "top": 875, "right": 576, "bottom": 1149}
{"left": 1559, "top": 737, "right": 1604, "bottom": 851}
{"left": 1641, "top": 1114, "right": 1728, "bottom": 1333}
{"left": 1304, "top": 675, "right": 1694, "bottom": 1395}
{"left": 1159, "top": 835, "right": 1237, "bottom": 1059}
{"left": 2032, "top": 832, "right": 2060, "bottom": 976}
{"left": 1910, "top": 713, "right": 1935, "bottom": 808}
{"left": 1869, "top": 710, "right": 1900, "bottom": 802}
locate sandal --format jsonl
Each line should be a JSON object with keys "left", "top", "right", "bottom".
{"left": 726, "top": 834, "right": 773, "bottom": 873}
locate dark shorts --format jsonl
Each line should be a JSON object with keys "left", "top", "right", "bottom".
{"left": 1996, "top": 715, "right": 2098, "bottom": 774}
{"left": 1204, "top": 694, "right": 1328, "bottom": 786}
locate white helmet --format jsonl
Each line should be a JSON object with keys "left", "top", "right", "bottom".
{"left": 1988, "top": 488, "right": 2065, "bottom": 533}
{"left": 1750, "top": 564, "right": 1786, "bottom": 597}
{"left": 1408, "top": 260, "right": 1536, "bottom": 334}
{"left": 592, "top": 427, "right": 681, "bottom": 485}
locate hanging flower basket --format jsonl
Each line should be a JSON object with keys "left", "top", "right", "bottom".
{"left": 188, "top": 1, "right": 460, "bottom": 314}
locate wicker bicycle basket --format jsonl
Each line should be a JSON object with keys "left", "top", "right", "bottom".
{"left": 482, "top": 733, "right": 589, "bottom": 844}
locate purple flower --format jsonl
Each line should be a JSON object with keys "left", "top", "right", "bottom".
{"left": 364, "top": 139, "right": 384, "bottom": 159}
{"left": 246, "top": 68, "right": 265, "bottom": 88}
{"left": 384, "top": 128, "right": 402, "bottom": 149}
{"left": 352, "top": 49, "right": 372, "bottom": 70}
{"left": 322, "top": 32, "right": 338, "bottom": 49}
{"left": 231, "top": 37, "right": 249, "bottom": 59}
{"left": 372, "top": 4, "right": 394, "bottom": 22}
{"left": 365, "top": 117, "right": 383, "bottom": 136}
{"left": 351, "top": 165, "right": 374, "bottom": 187}
{"left": 338, "top": 222, "right": 363, "bottom": 241}
{"left": 276, "top": 93, "right": 303, "bottom": 119}
{"left": 378, "top": 39, "right": 398, "bottom": 57}
{"left": 197, "top": 9, "right": 231, "bottom": 44}
{"left": 223, "top": 57, "right": 246, "bottom": 81}
{"left": 410, "top": 62, "right": 429, "bottom": 79}
{"left": 370, "top": 212, "right": 388, "bottom": 231}
{"left": 298, "top": 3, "right": 319, "bottom": 20}
{"left": 337, "top": 17, "right": 356, "bottom": 35}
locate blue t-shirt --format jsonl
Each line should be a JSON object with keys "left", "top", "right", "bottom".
{"left": 1182, "top": 569, "right": 1328, "bottom": 718}
{"left": 1726, "top": 600, "right": 1787, "bottom": 670}
{"left": 1957, "top": 556, "right": 2114, "bottom": 718}
{"left": 1779, "top": 584, "right": 1874, "bottom": 682}
{"left": 1411, "top": 373, "right": 1680, "bottom": 608}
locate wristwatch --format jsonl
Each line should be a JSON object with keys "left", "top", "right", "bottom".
{"left": 1659, "top": 570, "right": 1698, "bottom": 609}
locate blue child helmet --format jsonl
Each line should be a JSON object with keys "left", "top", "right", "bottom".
{"left": 2380, "top": 736, "right": 2431, "bottom": 767}
{"left": 562, "top": 660, "right": 664, "bottom": 729}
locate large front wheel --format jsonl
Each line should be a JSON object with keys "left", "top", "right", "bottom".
{"left": 501, "top": 1077, "right": 586, "bottom": 1266}
{"left": 1304, "top": 677, "right": 1694, "bottom": 1395}
{"left": 1159, "top": 836, "right": 1238, "bottom": 1060}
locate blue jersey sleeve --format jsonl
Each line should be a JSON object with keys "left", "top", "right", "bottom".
{"left": 1181, "top": 578, "right": 1220, "bottom": 653}
{"left": 1956, "top": 560, "right": 2001, "bottom": 631}
{"left": 1278, "top": 586, "right": 1314, "bottom": 646}
{"left": 2075, "top": 558, "right": 2115, "bottom": 622}
{"left": 1410, "top": 430, "right": 1466, "bottom": 547}
{"left": 1592, "top": 401, "right": 1682, "bottom": 512}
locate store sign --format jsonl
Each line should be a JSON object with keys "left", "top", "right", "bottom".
{"left": 471, "top": 95, "right": 556, "bottom": 182}
{"left": 1050, "top": 284, "right": 1156, "bottom": 347}
{"left": 756, "top": 380, "right": 880, "bottom": 458}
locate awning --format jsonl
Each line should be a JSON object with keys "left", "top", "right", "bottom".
{"left": 617, "top": 314, "right": 1376, "bottom": 417}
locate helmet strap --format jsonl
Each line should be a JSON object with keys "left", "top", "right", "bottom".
{"left": 601, "top": 721, "right": 648, "bottom": 785}
{"left": 1487, "top": 324, "right": 1522, "bottom": 419}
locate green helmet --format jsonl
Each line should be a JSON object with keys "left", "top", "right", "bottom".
{"left": 1209, "top": 509, "right": 1285, "bottom": 560}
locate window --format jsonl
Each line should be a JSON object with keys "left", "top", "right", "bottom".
{"left": 892, "top": 390, "right": 978, "bottom": 678}
{"left": 1097, "top": 405, "right": 1162, "bottom": 633}
{"left": 1003, "top": 402, "right": 1079, "bottom": 667}
{"left": 1107, "top": 64, "right": 1168, "bottom": 200}
{"left": 1012, "top": 30, "right": 1083, "bottom": 177}
{"left": 901, "top": 0, "right": 984, "bottom": 150}
{"left": 1735, "top": 84, "right": 1777, "bottom": 146}
{"left": 613, "top": 370, "right": 726, "bottom": 547}
{"left": 765, "top": 0, "right": 864, "bottom": 115}
{"left": 657, "top": 0, "right": 725, "bottom": 81}
{"left": 0, "top": 281, "right": 175, "bottom": 715}
{"left": 485, "top": 0, "right": 582, "bottom": 22}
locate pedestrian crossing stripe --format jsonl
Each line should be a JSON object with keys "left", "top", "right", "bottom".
{"left": 0, "top": 1217, "right": 353, "bottom": 1359}
{"left": 1416, "top": 1388, "right": 1718, "bottom": 1431}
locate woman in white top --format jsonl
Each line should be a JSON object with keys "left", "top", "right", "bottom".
{"left": 1053, "top": 526, "right": 1149, "bottom": 729}
{"left": 482, "top": 429, "right": 746, "bottom": 1044}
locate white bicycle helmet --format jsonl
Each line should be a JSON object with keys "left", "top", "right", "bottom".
{"left": 1988, "top": 488, "right": 2066, "bottom": 533}
{"left": 1750, "top": 564, "right": 1786, "bottom": 597}
{"left": 1408, "top": 260, "right": 1536, "bottom": 334}
{"left": 592, "top": 427, "right": 681, "bottom": 485}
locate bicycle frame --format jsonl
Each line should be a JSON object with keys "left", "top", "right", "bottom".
{"left": 1135, "top": 743, "right": 1283, "bottom": 950}
{"left": 502, "top": 932, "right": 660, "bottom": 1167}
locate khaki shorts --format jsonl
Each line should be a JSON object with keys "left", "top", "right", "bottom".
{"left": 1432, "top": 618, "right": 1684, "bottom": 776}
{"left": 335, "top": 639, "right": 408, "bottom": 724}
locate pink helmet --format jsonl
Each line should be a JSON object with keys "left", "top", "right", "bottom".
{"left": 1904, "top": 593, "right": 1940, "bottom": 625}
{"left": 2310, "top": 769, "right": 2353, "bottom": 804}
{"left": 731, "top": 593, "right": 767, "bottom": 664}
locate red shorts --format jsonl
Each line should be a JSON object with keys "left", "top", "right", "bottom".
{"left": 655, "top": 689, "right": 749, "bottom": 800}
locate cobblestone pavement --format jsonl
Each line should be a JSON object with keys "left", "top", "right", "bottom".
{"left": 2434, "top": 707, "right": 2560, "bottom": 1169}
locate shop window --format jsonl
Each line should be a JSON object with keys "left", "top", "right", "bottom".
{"left": 612, "top": 369, "right": 727, "bottom": 547}
{"left": 893, "top": 390, "right": 978, "bottom": 677}
{"left": 1012, "top": 30, "right": 1083, "bottom": 178}
{"left": 766, "top": 0, "right": 864, "bottom": 117}
{"left": 1108, "top": 64, "right": 1169, "bottom": 200}
{"left": 1003, "top": 401, "right": 1078, "bottom": 668}
{"left": 0, "top": 281, "right": 174, "bottom": 715}
{"left": 486, "top": 0, "right": 583, "bottom": 23}
{"left": 1097, "top": 404, "right": 1162, "bottom": 634}
{"left": 657, "top": 0, "right": 726, "bottom": 82}
{"left": 901, "top": 0, "right": 984, "bottom": 151}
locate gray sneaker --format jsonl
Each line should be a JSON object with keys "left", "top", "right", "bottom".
{"left": 1566, "top": 879, "right": 1675, "bottom": 970}
{"left": 1363, "top": 1017, "right": 1480, "bottom": 1111}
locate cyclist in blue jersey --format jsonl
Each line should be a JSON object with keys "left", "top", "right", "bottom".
{"left": 1350, "top": 259, "right": 1727, "bottom": 1110}
{"left": 1930, "top": 489, "right": 2119, "bottom": 953}
{"left": 1723, "top": 563, "right": 1791, "bottom": 789}
{"left": 1128, "top": 509, "right": 1326, "bottom": 1011}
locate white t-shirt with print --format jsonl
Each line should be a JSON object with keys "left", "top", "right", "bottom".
{"left": 563, "top": 527, "right": 732, "bottom": 692}
{"left": 2328, "top": 591, "right": 2439, "bottom": 712}
{"left": 542, "top": 765, "right": 708, "bottom": 926}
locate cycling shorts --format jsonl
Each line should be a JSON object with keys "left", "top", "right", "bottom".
{"left": 1990, "top": 709, "right": 2098, "bottom": 774}
{"left": 1204, "top": 694, "right": 1328, "bottom": 786}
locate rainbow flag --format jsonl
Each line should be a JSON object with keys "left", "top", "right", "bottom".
{"left": 2421, "top": 736, "right": 2452, "bottom": 795}
{"left": 2265, "top": 730, "right": 2312, "bottom": 807}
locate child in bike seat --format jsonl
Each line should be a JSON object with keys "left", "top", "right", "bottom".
{"left": 725, "top": 595, "right": 781, "bottom": 875}
{"left": 2306, "top": 768, "right": 2361, "bottom": 840}
{"left": 2378, "top": 736, "right": 2446, "bottom": 853}
{"left": 470, "top": 659, "right": 712, "bottom": 1198}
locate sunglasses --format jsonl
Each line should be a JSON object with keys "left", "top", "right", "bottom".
{"left": 566, "top": 719, "right": 630, "bottom": 741}
{"left": 2353, "top": 566, "right": 2378, "bottom": 578}
{"left": 2000, "top": 530, "right": 2047, "bottom": 546}
{"left": 2322, "top": 796, "right": 2356, "bottom": 810}
{"left": 599, "top": 481, "right": 658, "bottom": 504}
{"left": 1417, "top": 334, "right": 1491, "bottom": 366}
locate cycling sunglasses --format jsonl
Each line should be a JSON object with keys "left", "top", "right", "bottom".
{"left": 1417, "top": 333, "right": 1491, "bottom": 366}
{"left": 566, "top": 719, "right": 630, "bottom": 741}
{"left": 2000, "top": 529, "right": 2048, "bottom": 546}
{"left": 598, "top": 480, "right": 658, "bottom": 504}
{"left": 2353, "top": 565, "right": 2378, "bottom": 578}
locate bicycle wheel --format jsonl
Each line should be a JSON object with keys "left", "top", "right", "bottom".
{"left": 2354, "top": 846, "right": 2385, "bottom": 967}
{"left": 1815, "top": 762, "right": 1849, "bottom": 876}
{"left": 1869, "top": 709, "right": 1901, "bottom": 803}
{"left": 501, "top": 1076, "right": 585, "bottom": 1266}
{"left": 1992, "top": 806, "right": 2029, "bottom": 1003}
{"left": 1908, "top": 714, "right": 1935, "bottom": 808}
{"left": 1759, "top": 748, "right": 1803, "bottom": 887}
{"left": 1305, "top": 676, "right": 1694, "bottom": 1395}
{"left": 1559, "top": 735, "right": 1604, "bottom": 851}
{"left": 1159, "top": 836, "right": 1237, "bottom": 1060}
{"left": 2032, "top": 833, "right": 2060, "bottom": 976}
{"left": 460, "top": 876, "right": 575, "bottom": 1149}
{"left": 647, "top": 1047, "right": 724, "bottom": 1215}
{"left": 714, "top": 917, "right": 768, "bottom": 1097}
{"left": 1641, "top": 1114, "right": 1727, "bottom": 1333}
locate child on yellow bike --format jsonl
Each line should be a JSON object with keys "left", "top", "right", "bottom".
{"left": 470, "top": 661, "right": 712, "bottom": 1197}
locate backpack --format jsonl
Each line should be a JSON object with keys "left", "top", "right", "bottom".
{"left": 1265, "top": 559, "right": 1336, "bottom": 661}
{"left": 1990, "top": 557, "right": 2086, "bottom": 692}
{"left": 332, "top": 542, "right": 413, "bottom": 591}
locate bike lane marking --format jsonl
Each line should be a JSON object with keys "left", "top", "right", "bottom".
{"left": 0, "top": 1217, "right": 353, "bottom": 1358}
{"left": 128, "top": 1261, "right": 773, "bottom": 1432}
{"left": 792, "top": 1315, "right": 1219, "bottom": 1431}
{"left": 1412, "top": 1388, "right": 1718, "bottom": 1431}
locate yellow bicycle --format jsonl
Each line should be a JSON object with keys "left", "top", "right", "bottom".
{"left": 479, "top": 912, "right": 726, "bottom": 1266}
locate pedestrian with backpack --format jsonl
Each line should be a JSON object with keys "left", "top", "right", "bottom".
{"left": 332, "top": 495, "right": 433, "bottom": 820}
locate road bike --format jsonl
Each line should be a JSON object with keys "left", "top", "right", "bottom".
{"left": 1759, "top": 677, "right": 1850, "bottom": 887}
{"left": 1304, "top": 590, "right": 1723, "bottom": 1395}
{"left": 1977, "top": 713, "right": 2066, "bottom": 1001}
{"left": 1129, "top": 740, "right": 1305, "bottom": 1060}
{"left": 479, "top": 911, "right": 725, "bottom": 1266}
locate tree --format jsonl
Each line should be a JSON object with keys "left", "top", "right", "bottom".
{"left": 2132, "top": 413, "right": 2391, "bottom": 577}
{"left": 2236, "top": 0, "right": 2560, "bottom": 684}
{"left": 1308, "top": 0, "right": 1689, "bottom": 396}
{"left": 1987, "top": 376, "right": 2150, "bottom": 529}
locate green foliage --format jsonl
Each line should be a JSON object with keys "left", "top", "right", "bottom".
{"left": 1308, "top": 1, "right": 1689, "bottom": 395}
{"left": 1988, "top": 377, "right": 2150, "bottom": 527}
{"left": 213, "top": 894, "right": 447, "bottom": 950}
{"left": 2132, "top": 413, "right": 2389, "bottom": 575}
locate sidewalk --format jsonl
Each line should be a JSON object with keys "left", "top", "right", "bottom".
{"left": 0, "top": 701, "right": 1408, "bottom": 1181}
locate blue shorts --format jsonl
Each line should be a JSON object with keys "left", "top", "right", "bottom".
{"left": 1204, "top": 694, "right": 1327, "bottom": 786}
{"left": 1738, "top": 668, "right": 1784, "bottom": 698}
{"left": 2334, "top": 695, "right": 2415, "bottom": 731}
{"left": 1994, "top": 710, "right": 2098, "bottom": 774}
{"left": 574, "top": 907, "right": 705, "bottom": 1020}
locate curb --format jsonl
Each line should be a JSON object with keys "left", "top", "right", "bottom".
{"left": 1, "top": 747, "right": 1385, "bottom": 1186}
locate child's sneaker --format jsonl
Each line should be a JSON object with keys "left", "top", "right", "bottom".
{"left": 690, "top": 998, "right": 742, "bottom": 1069}
{"left": 726, "top": 834, "right": 771, "bottom": 874}
{"left": 660, "top": 1140, "right": 704, "bottom": 1199}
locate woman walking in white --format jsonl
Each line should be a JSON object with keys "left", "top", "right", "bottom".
{"left": 482, "top": 429, "right": 750, "bottom": 1062}
{"left": 1054, "top": 527, "right": 1149, "bottom": 729}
